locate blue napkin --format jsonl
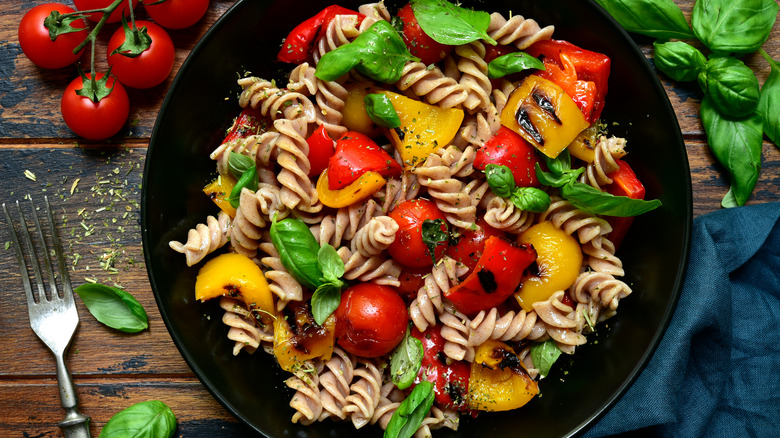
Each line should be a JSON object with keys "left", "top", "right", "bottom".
{"left": 586, "top": 202, "right": 780, "bottom": 438}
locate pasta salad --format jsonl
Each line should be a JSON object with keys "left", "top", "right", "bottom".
{"left": 169, "top": 0, "right": 661, "bottom": 436}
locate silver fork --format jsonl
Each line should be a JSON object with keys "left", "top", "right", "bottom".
{"left": 3, "top": 196, "right": 91, "bottom": 438}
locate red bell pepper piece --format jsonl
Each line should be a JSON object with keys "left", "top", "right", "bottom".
{"left": 277, "top": 5, "right": 364, "bottom": 64}
{"left": 221, "top": 107, "right": 267, "bottom": 144}
{"left": 327, "top": 131, "right": 402, "bottom": 190}
{"left": 306, "top": 124, "right": 336, "bottom": 177}
{"left": 525, "top": 39, "right": 611, "bottom": 123}
{"left": 445, "top": 236, "right": 537, "bottom": 317}
{"left": 606, "top": 159, "right": 646, "bottom": 248}
{"left": 412, "top": 325, "right": 472, "bottom": 412}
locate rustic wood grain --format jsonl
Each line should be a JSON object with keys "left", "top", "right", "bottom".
{"left": 0, "top": 0, "right": 778, "bottom": 437}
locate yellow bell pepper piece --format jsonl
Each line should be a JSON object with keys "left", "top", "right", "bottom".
{"left": 500, "top": 75, "right": 589, "bottom": 159}
{"left": 383, "top": 90, "right": 464, "bottom": 168}
{"left": 342, "top": 82, "right": 383, "bottom": 137}
{"left": 316, "top": 168, "right": 386, "bottom": 208}
{"left": 195, "top": 253, "right": 274, "bottom": 321}
{"left": 273, "top": 310, "right": 335, "bottom": 373}
{"left": 203, "top": 173, "right": 237, "bottom": 218}
{"left": 568, "top": 123, "right": 599, "bottom": 163}
{"left": 468, "top": 339, "right": 539, "bottom": 411}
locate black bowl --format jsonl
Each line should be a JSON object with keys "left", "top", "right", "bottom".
{"left": 142, "top": 0, "right": 692, "bottom": 436}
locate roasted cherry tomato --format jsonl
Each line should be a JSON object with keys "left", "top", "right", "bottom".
{"left": 334, "top": 283, "right": 408, "bottom": 357}
{"left": 473, "top": 126, "right": 541, "bottom": 188}
{"left": 412, "top": 326, "right": 471, "bottom": 411}
{"left": 606, "top": 159, "right": 646, "bottom": 249}
{"left": 60, "top": 72, "right": 129, "bottom": 140}
{"left": 445, "top": 218, "right": 507, "bottom": 275}
{"left": 446, "top": 236, "right": 537, "bottom": 316}
{"left": 387, "top": 199, "right": 448, "bottom": 268}
{"left": 396, "top": 3, "right": 453, "bottom": 65}
{"left": 277, "top": 5, "right": 363, "bottom": 63}
{"left": 307, "top": 124, "right": 336, "bottom": 177}
{"left": 396, "top": 266, "right": 430, "bottom": 300}
{"left": 107, "top": 20, "right": 175, "bottom": 89}
{"left": 143, "top": 0, "right": 209, "bottom": 30}
{"left": 221, "top": 107, "right": 269, "bottom": 144}
{"left": 73, "top": 0, "right": 138, "bottom": 23}
{"left": 18, "top": 3, "right": 88, "bottom": 69}
{"left": 327, "top": 131, "right": 401, "bottom": 190}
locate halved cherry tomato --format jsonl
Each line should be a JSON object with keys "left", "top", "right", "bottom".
{"left": 327, "top": 131, "right": 401, "bottom": 190}
{"left": 412, "top": 325, "right": 471, "bottom": 412}
{"left": 221, "top": 107, "right": 268, "bottom": 144}
{"left": 445, "top": 236, "right": 537, "bottom": 316}
{"left": 445, "top": 218, "right": 507, "bottom": 275}
{"left": 387, "top": 199, "right": 448, "bottom": 268}
{"left": 277, "top": 5, "right": 364, "bottom": 64}
{"left": 18, "top": 3, "right": 88, "bottom": 70}
{"left": 107, "top": 20, "right": 175, "bottom": 89}
{"left": 606, "top": 159, "right": 646, "bottom": 249}
{"left": 73, "top": 0, "right": 139, "bottom": 23}
{"left": 334, "top": 283, "right": 408, "bottom": 357}
{"left": 307, "top": 124, "right": 336, "bottom": 177}
{"left": 396, "top": 3, "right": 453, "bottom": 65}
{"left": 473, "top": 126, "right": 541, "bottom": 188}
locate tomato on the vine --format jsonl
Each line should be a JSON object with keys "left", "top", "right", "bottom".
{"left": 334, "top": 283, "right": 408, "bottom": 357}
{"left": 396, "top": 3, "right": 453, "bottom": 65}
{"left": 143, "top": 0, "right": 209, "bottom": 30}
{"left": 387, "top": 199, "right": 448, "bottom": 268}
{"left": 107, "top": 20, "right": 174, "bottom": 89}
{"left": 73, "top": 0, "right": 139, "bottom": 23}
{"left": 18, "top": 3, "right": 88, "bottom": 69}
{"left": 61, "top": 72, "right": 129, "bottom": 140}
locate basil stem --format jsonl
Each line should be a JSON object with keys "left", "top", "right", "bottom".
{"left": 530, "top": 339, "right": 562, "bottom": 379}
{"left": 74, "top": 283, "right": 148, "bottom": 333}
{"left": 227, "top": 165, "right": 258, "bottom": 208}
{"left": 384, "top": 381, "right": 435, "bottom": 438}
{"left": 594, "top": 0, "right": 694, "bottom": 40}
{"left": 692, "top": 0, "right": 779, "bottom": 55}
{"left": 365, "top": 93, "right": 401, "bottom": 128}
{"left": 652, "top": 41, "right": 706, "bottom": 82}
{"left": 100, "top": 400, "right": 177, "bottom": 438}
{"left": 698, "top": 56, "right": 760, "bottom": 118}
{"left": 390, "top": 326, "right": 424, "bottom": 390}
{"left": 421, "top": 219, "right": 448, "bottom": 265}
{"left": 487, "top": 52, "right": 545, "bottom": 79}
{"left": 758, "top": 49, "right": 780, "bottom": 145}
{"left": 410, "top": 0, "right": 496, "bottom": 45}
{"left": 269, "top": 216, "right": 323, "bottom": 290}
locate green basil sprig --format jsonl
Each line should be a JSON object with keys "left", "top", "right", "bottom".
{"left": 226, "top": 152, "right": 258, "bottom": 208}
{"left": 757, "top": 49, "right": 779, "bottom": 145}
{"left": 652, "top": 41, "right": 706, "bottom": 82}
{"left": 384, "top": 381, "right": 435, "bottom": 438}
{"left": 390, "top": 326, "right": 424, "bottom": 390}
{"left": 530, "top": 339, "right": 562, "bottom": 379}
{"left": 365, "top": 93, "right": 401, "bottom": 128}
{"left": 698, "top": 56, "right": 760, "bottom": 118}
{"left": 311, "top": 244, "right": 346, "bottom": 325}
{"left": 487, "top": 52, "right": 545, "bottom": 79}
{"left": 228, "top": 151, "right": 255, "bottom": 180}
{"left": 74, "top": 283, "right": 148, "bottom": 333}
{"left": 594, "top": 0, "right": 695, "bottom": 39}
{"left": 316, "top": 20, "right": 418, "bottom": 83}
{"left": 99, "top": 400, "right": 176, "bottom": 438}
{"left": 485, "top": 164, "right": 551, "bottom": 213}
{"left": 410, "top": 0, "right": 497, "bottom": 46}
{"left": 692, "top": 0, "right": 778, "bottom": 55}
{"left": 421, "top": 219, "right": 448, "bottom": 265}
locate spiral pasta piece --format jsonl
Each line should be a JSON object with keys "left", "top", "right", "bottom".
{"left": 413, "top": 146, "right": 478, "bottom": 229}
{"left": 230, "top": 185, "right": 288, "bottom": 258}
{"left": 219, "top": 297, "right": 273, "bottom": 356}
{"left": 287, "top": 62, "right": 318, "bottom": 96}
{"left": 273, "top": 116, "right": 320, "bottom": 212}
{"left": 409, "top": 256, "right": 468, "bottom": 332}
{"left": 287, "top": 362, "right": 323, "bottom": 425}
{"left": 169, "top": 211, "right": 231, "bottom": 266}
{"left": 338, "top": 247, "right": 402, "bottom": 286}
{"left": 315, "top": 79, "right": 349, "bottom": 138}
{"left": 318, "top": 347, "right": 355, "bottom": 421}
{"left": 352, "top": 216, "right": 399, "bottom": 257}
{"left": 533, "top": 291, "right": 587, "bottom": 349}
{"left": 258, "top": 238, "right": 304, "bottom": 311}
{"left": 487, "top": 12, "right": 555, "bottom": 49}
{"left": 313, "top": 14, "right": 361, "bottom": 64}
{"left": 440, "top": 305, "right": 474, "bottom": 362}
{"left": 343, "top": 359, "right": 383, "bottom": 429}
{"left": 579, "top": 136, "right": 628, "bottom": 190}
{"left": 373, "top": 172, "right": 420, "bottom": 213}
{"left": 358, "top": 1, "right": 391, "bottom": 30}
{"left": 468, "top": 306, "right": 542, "bottom": 346}
{"left": 570, "top": 268, "right": 632, "bottom": 312}
{"left": 539, "top": 196, "right": 612, "bottom": 245}
{"left": 396, "top": 61, "right": 469, "bottom": 108}
{"left": 483, "top": 194, "right": 536, "bottom": 234}
{"left": 454, "top": 41, "right": 491, "bottom": 112}
{"left": 238, "top": 77, "right": 317, "bottom": 122}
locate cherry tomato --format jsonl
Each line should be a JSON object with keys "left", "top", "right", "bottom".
{"left": 18, "top": 3, "right": 88, "bottom": 69}
{"left": 445, "top": 218, "right": 507, "bottom": 275}
{"left": 306, "top": 124, "right": 336, "bottom": 177}
{"left": 334, "top": 283, "right": 408, "bottom": 357}
{"left": 73, "top": 0, "right": 139, "bottom": 23}
{"left": 107, "top": 20, "right": 174, "bottom": 89}
{"left": 473, "top": 126, "right": 541, "bottom": 188}
{"left": 327, "top": 131, "right": 401, "bottom": 190}
{"left": 387, "top": 199, "right": 447, "bottom": 268}
{"left": 412, "top": 326, "right": 471, "bottom": 411}
{"left": 61, "top": 73, "right": 130, "bottom": 140}
{"left": 396, "top": 3, "right": 453, "bottom": 65}
{"left": 396, "top": 266, "right": 430, "bottom": 300}
{"left": 143, "top": 0, "right": 209, "bottom": 30}
{"left": 484, "top": 44, "right": 516, "bottom": 64}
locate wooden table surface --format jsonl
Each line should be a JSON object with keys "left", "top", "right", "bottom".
{"left": 0, "top": 1, "right": 778, "bottom": 437}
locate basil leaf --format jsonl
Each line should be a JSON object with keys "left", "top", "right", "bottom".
{"left": 74, "top": 283, "right": 148, "bottom": 333}
{"left": 542, "top": 148, "right": 573, "bottom": 175}
{"left": 594, "top": 0, "right": 694, "bottom": 39}
{"left": 384, "top": 381, "right": 435, "bottom": 438}
{"left": 228, "top": 151, "right": 255, "bottom": 180}
{"left": 311, "top": 283, "right": 342, "bottom": 326}
{"left": 530, "top": 339, "right": 562, "bottom": 379}
{"left": 487, "top": 52, "right": 545, "bottom": 79}
{"left": 652, "top": 41, "right": 706, "bottom": 82}
{"left": 365, "top": 93, "right": 401, "bottom": 128}
{"left": 485, "top": 164, "right": 516, "bottom": 198}
{"left": 758, "top": 50, "right": 780, "bottom": 145}
{"left": 270, "top": 216, "right": 323, "bottom": 290}
{"left": 692, "top": 0, "right": 778, "bottom": 54}
{"left": 411, "top": 0, "right": 496, "bottom": 45}
{"left": 318, "top": 243, "right": 345, "bottom": 283}
{"left": 510, "top": 187, "right": 551, "bottom": 213}
{"left": 227, "top": 165, "right": 258, "bottom": 208}
{"left": 100, "top": 400, "right": 176, "bottom": 438}
{"left": 698, "top": 56, "right": 760, "bottom": 118}
{"left": 421, "top": 219, "right": 448, "bottom": 265}
{"left": 316, "top": 20, "right": 418, "bottom": 83}
{"left": 700, "top": 96, "right": 763, "bottom": 207}
{"left": 390, "top": 326, "right": 424, "bottom": 390}
{"left": 535, "top": 163, "right": 583, "bottom": 188}
{"left": 561, "top": 181, "right": 662, "bottom": 217}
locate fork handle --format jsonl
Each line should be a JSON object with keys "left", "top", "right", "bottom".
{"left": 55, "top": 355, "right": 91, "bottom": 438}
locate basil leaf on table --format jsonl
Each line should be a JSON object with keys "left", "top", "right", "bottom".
{"left": 227, "top": 164, "right": 258, "bottom": 208}
{"left": 384, "top": 380, "right": 435, "bottom": 438}
{"left": 652, "top": 41, "right": 706, "bottom": 82}
{"left": 692, "top": 0, "right": 778, "bottom": 55}
{"left": 561, "top": 182, "right": 662, "bottom": 217}
{"left": 74, "top": 283, "right": 148, "bottom": 333}
{"left": 411, "top": 0, "right": 496, "bottom": 45}
{"left": 488, "top": 52, "right": 545, "bottom": 79}
{"left": 365, "top": 93, "right": 401, "bottom": 128}
{"left": 530, "top": 339, "right": 562, "bottom": 379}
{"left": 421, "top": 219, "right": 448, "bottom": 265}
{"left": 99, "top": 400, "right": 176, "bottom": 438}
{"left": 270, "top": 216, "right": 323, "bottom": 290}
{"left": 228, "top": 151, "right": 255, "bottom": 180}
{"left": 594, "top": 0, "right": 694, "bottom": 39}
{"left": 390, "top": 326, "right": 424, "bottom": 390}
{"left": 697, "top": 56, "right": 760, "bottom": 118}
{"left": 316, "top": 20, "right": 418, "bottom": 83}
{"left": 758, "top": 49, "right": 780, "bottom": 145}
{"left": 700, "top": 96, "right": 764, "bottom": 208}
